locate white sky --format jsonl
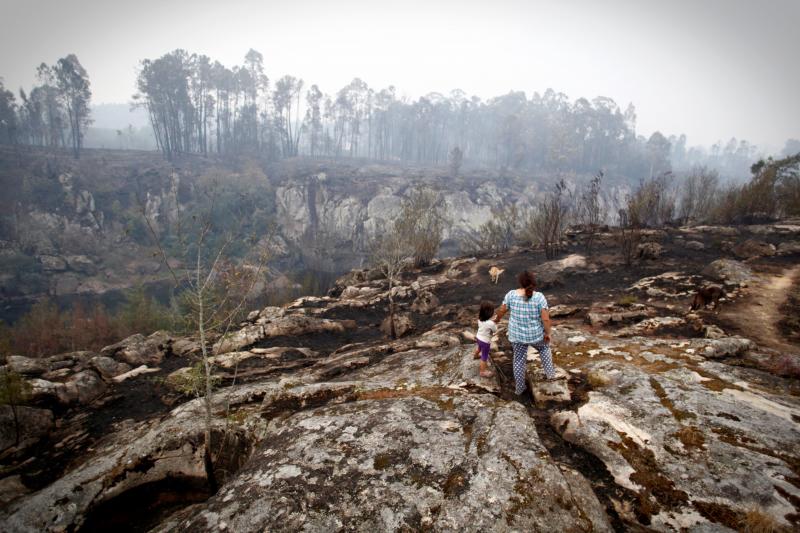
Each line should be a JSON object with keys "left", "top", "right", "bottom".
{"left": 1, "top": 0, "right": 798, "bottom": 151}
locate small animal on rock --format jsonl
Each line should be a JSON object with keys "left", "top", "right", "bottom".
{"left": 489, "top": 266, "right": 505, "bottom": 284}
{"left": 690, "top": 285, "right": 724, "bottom": 311}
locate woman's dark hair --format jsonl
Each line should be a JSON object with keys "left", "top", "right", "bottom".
{"left": 518, "top": 270, "right": 537, "bottom": 300}
{"left": 479, "top": 301, "right": 495, "bottom": 321}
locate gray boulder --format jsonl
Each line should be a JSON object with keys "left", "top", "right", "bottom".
{"left": 28, "top": 378, "right": 72, "bottom": 405}
{"left": 39, "top": 255, "right": 66, "bottom": 271}
{"left": 637, "top": 242, "right": 663, "bottom": 260}
{"left": 702, "top": 259, "right": 753, "bottom": 284}
{"left": 549, "top": 304, "right": 583, "bottom": 318}
{"left": 411, "top": 290, "right": 440, "bottom": 314}
{"left": 586, "top": 309, "right": 650, "bottom": 327}
{"left": 214, "top": 316, "right": 355, "bottom": 354}
{"left": 171, "top": 337, "right": 202, "bottom": 357}
{"left": 101, "top": 331, "right": 172, "bottom": 366}
{"left": 0, "top": 405, "right": 53, "bottom": 454}
{"left": 89, "top": 356, "right": 132, "bottom": 380}
{"left": 3, "top": 343, "right": 613, "bottom": 533}
{"left": 380, "top": 313, "right": 414, "bottom": 337}
{"left": 64, "top": 255, "right": 97, "bottom": 275}
{"left": 732, "top": 239, "right": 776, "bottom": 259}
{"left": 6, "top": 356, "right": 47, "bottom": 376}
{"left": 445, "top": 256, "right": 476, "bottom": 279}
{"left": 536, "top": 254, "right": 586, "bottom": 287}
{"left": 65, "top": 370, "right": 107, "bottom": 404}
{"left": 527, "top": 364, "right": 571, "bottom": 407}
{"left": 698, "top": 337, "right": 755, "bottom": 359}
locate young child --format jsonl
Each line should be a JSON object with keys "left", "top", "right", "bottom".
{"left": 474, "top": 301, "right": 497, "bottom": 378}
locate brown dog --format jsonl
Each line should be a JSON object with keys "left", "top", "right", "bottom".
{"left": 690, "top": 285, "right": 724, "bottom": 311}
{"left": 489, "top": 266, "right": 505, "bottom": 284}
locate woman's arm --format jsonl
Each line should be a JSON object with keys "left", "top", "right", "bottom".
{"left": 494, "top": 304, "right": 508, "bottom": 322}
{"left": 541, "top": 308, "right": 552, "bottom": 343}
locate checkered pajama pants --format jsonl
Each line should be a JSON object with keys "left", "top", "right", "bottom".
{"left": 511, "top": 341, "right": 556, "bottom": 395}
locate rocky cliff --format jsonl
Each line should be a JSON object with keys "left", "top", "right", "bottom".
{"left": 0, "top": 148, "right": 629, "bottom": 321}
{"left": 1, "top": 220, "right": 799, "bottom": 531}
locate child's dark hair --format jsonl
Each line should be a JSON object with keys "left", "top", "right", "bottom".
{"left": 518, "top": 270, "right": 537, "bottom": 300}
{"left": 479, "top": 301, "right": 495, "bottom": 321}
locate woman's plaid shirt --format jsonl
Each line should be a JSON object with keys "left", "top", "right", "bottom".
{"left": 502, "top": 290, "right": 549, "bottom": 344}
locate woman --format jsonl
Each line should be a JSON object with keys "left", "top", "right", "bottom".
{"left": 494, "top": 270, "right": 556, "bottom": 395}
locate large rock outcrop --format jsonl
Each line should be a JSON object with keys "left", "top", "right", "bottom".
{"left": 552, "top": 358, "right": 800, "bottom": 530}
{"left": 213, "top": 315, "right": 356, "bottom": 354}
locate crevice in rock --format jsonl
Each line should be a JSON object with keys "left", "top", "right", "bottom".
{"left": 78, "top": 475, "right": 211, "bottom": 533}
{"left": 494, "top": 361, "right": 640, "bottom": 532}
{"left": 78, "top": 425, "right": 257, "bottom": 533}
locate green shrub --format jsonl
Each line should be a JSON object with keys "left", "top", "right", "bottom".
{"left": 167, "top": 362, "right": 219, "bottom": 397}
{"left": 617, "top": 294, "right": 639, "bottom": 307}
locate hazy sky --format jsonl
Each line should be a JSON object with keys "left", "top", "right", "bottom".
{"left": 1, "top": 0, "right": 798, "bottom": 151}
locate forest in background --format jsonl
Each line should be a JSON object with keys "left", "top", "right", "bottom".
{"left": 3, "top": 49, "right": 798, "bottom": 180}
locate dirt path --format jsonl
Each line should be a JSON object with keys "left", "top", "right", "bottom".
{"left": 720, "top": 264, "right": 800, "bottom": 355}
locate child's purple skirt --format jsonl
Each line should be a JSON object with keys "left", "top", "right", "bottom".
{"left": 476, "top": 339, "right": 490, "bottom": 362}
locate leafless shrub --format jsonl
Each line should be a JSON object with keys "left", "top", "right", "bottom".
{"left": 678, "top": 166, "right": 719, "bottom": 225}
{"left": 575, "top": 171, "right": 606, "bottom": 254}
{"left": 626, "top": 172, "right": 676, "bottom": 228}
{"left": 711, "top": 184, "right": 743, "bottom": 224}
{"left": 614, "top": 205, "right": 642, "bottom": 267}
{"left": 615, "top": 173, "right": 674, "bottom": 266}
{"left": 370, "top": 231, "right": 413, "bottom": 339}
{"left": 395, "top": 187, "right": 448, "bottom": 267}
{"left": 520, "top": 178, "right": 572, "bottom": 259}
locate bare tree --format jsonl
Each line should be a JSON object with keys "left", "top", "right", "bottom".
{"left": 53, "top": 54, "right": 92, "bottom": 158}
{"left": 370, "top": 231, "right": 412, "bottom": 339}
{"left": 395, "top": 187, "right": 448, "bottom": 267}
{"left": 139, "top": 180, "right": 271, "bottom": 492}
{"left": 615, "top": 179, "right": 658, "bottom": 266}
{"left": 615, "top": 212, "right": 641, "bottom": 267}
{"left": 521, "top": 179, "right": 572, "bottom": 259}
{"left": 576, "top": 171, "right": 606, "bottom": 254}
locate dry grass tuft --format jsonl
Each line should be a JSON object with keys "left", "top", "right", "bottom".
{"left": 587, "top": 370, "right": 612, "bottom": 388}
{"left": 675, "top": 426, "right": 705, "bottom": 449}
{"left": 739, "top": 505, "right": 783, "bottom": 533}
{"left": 610, "top": 498, "right": 637, "bottom": 523}
{"left": 616, "top": 294, "right": 639, "bottom": 307}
